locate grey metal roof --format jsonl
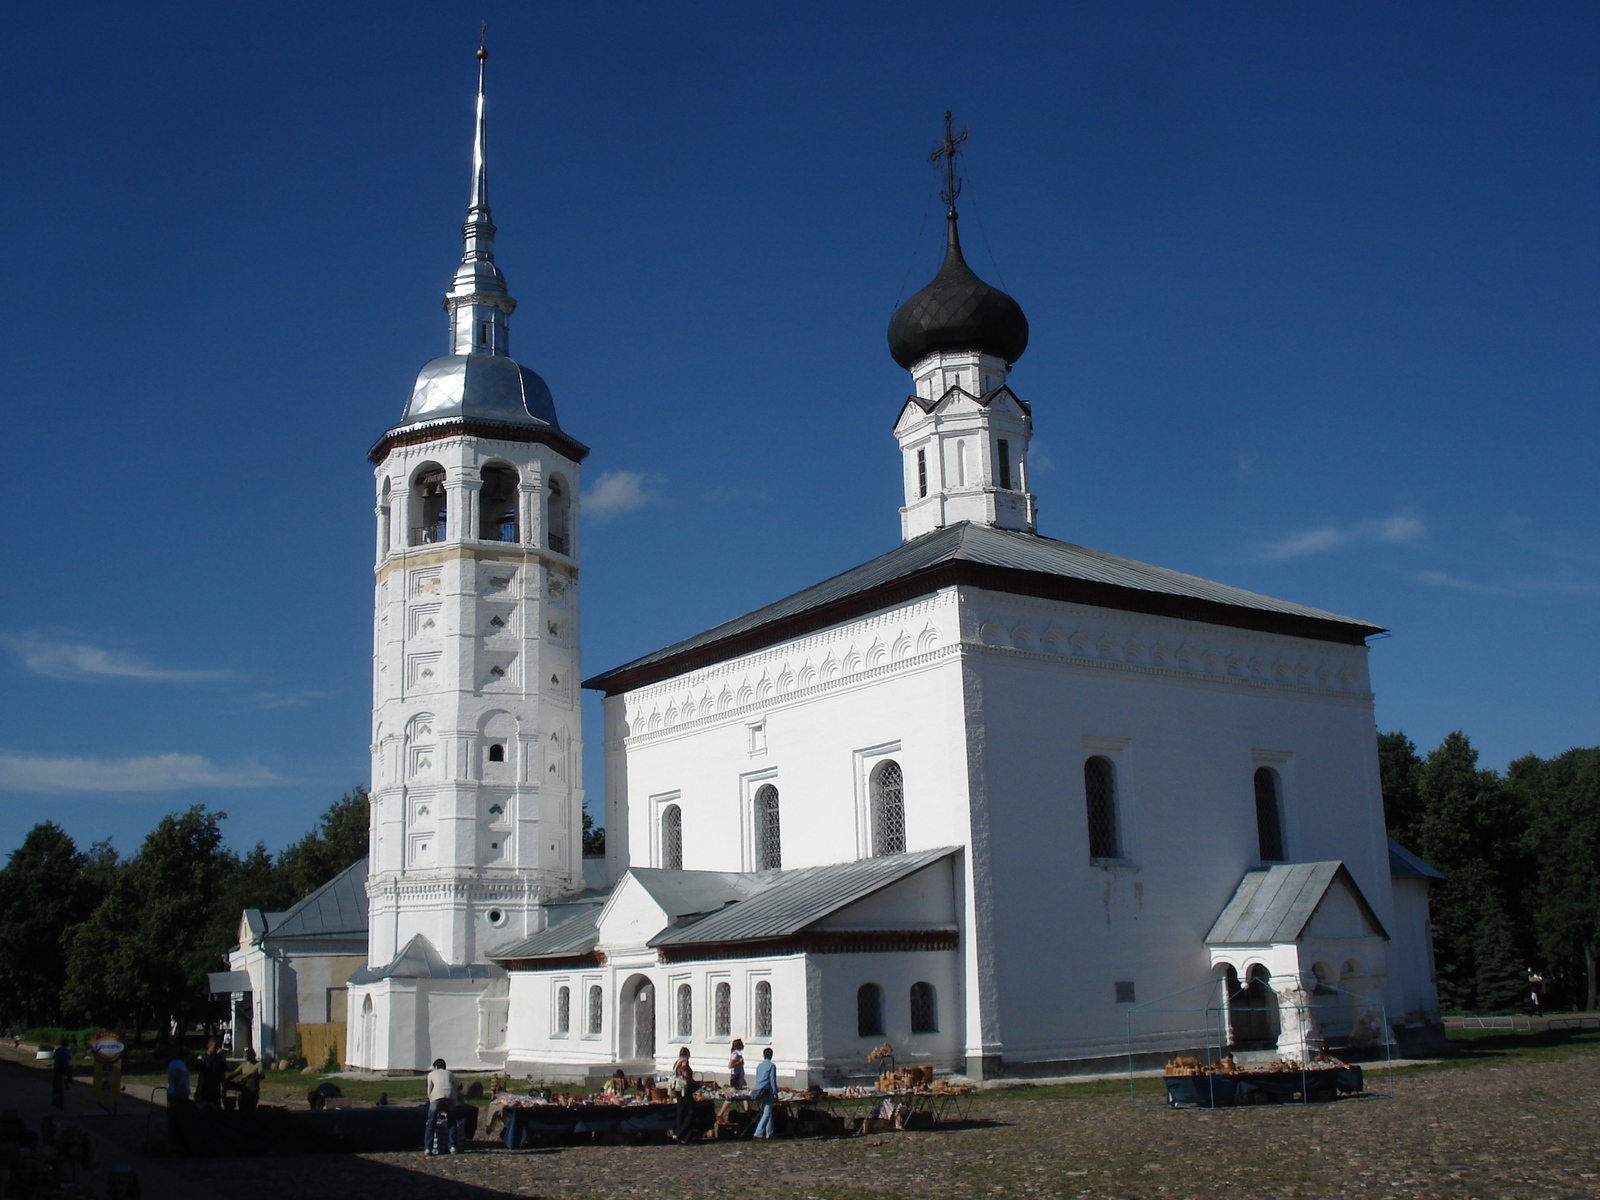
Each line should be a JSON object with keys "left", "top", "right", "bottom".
{"left": 393, "top": 354, "right": 562, "bottom": 433}
{"left": 585, "top": 522, "right": 1383, "bottom": 693}
{"left": 649, "top": 847, "right": 958, "bottom": 948}
{"left": 1205, "top": 861, "right": 1389, "bottom": 945}
{"left": 486, "top": 905, "right": 603, "bottom": 961}
{"left": 1387, "top": 840, "right": 1445, "bottom": 881}
{"left": 629, "top": 868, "right": 773, "bottom": 921}
{"left": 267, "top": 857, "right": 368, "bottom": 941}
{"left": 346, "top": 933, "right": 497, "bottom": 984}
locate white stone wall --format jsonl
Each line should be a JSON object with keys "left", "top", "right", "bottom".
{"left": 895, "top": 350, "right": 1035, "bottom": 540}
{"left": 608, "top": 590, "right": 969, "bottom": 876}
{"left": 600, "top": 577, "right": 1426, "bottom": 1074}
{"left": 367, "top": 432, "right": 584, "bottom": 973}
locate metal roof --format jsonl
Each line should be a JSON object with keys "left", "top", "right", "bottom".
{"left": 585, "top": 522, "right": 1383, "bottom": 693}
{"left": 1387, "top": 840, "right": 1445, "bottom": 881}
{"left": 1205, "top": 861, "right": 1388, "bottom": 946}
{"left": 267, "top": 857, "right": 368, "bottom": 941}
{"left": 486, "top": 905, "right": 603, "bottom": 961}
{"left": 649, "top": 847, "right": 958, "bottom": 948}
{"left": 628, "top": 868, "right": 773, "bottom": 920}
{"left": 347, "top": 933, "right": 497, "bottom": 984}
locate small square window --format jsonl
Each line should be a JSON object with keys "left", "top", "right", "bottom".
{"left": 1114, "top": 981, "right": 1136, "bottom": 1004}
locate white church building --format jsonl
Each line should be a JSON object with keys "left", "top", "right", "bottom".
{"left": 345, "top": 56, "right": 1441, "bottom": 1081}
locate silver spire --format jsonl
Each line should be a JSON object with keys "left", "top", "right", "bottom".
{"left": 445, "top": 30, "right": 515, "bottom": 356}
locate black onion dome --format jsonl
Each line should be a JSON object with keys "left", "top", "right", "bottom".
{"left": 887, "top": 215, "right": 1029, "bottom": 369}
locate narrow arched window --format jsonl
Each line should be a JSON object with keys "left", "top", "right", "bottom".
{"left": 870, "top": 760, "right": 905, "bottom": 857}
{"left": 379, "top": 477, "right": 392, "bottom": 555}
{"left": 857, "top": 983, "right": 885, "bottom": 1037}
{"left": 488, "top": 743, "right": 505, "bottom": 763}
{"left": 547, "top": 475, "right": 570, "bottom": 556}
{"left": 587, "top": 985, "right": 603, "bottom": 1034}
{"left": 1084, "top": 756, "right": 1120, "bottom": 860}
{"left": 909, "top": 982, "right": 937, "bottom": 1034}
{"left": 916, "top": 448, "right": 928, "bottom": 498}
{"left": 754, "top": 784, "right": 781, "bottom": 870}
{"left": 676, "top": 983, "right": 693, "bottom": 1038}
{"left": 754, "top": 980, "right": 772, "bottom": 1038}
{"left": 661, "top": 804, "right": 683, "bottom": 870}
{"left": 479, "top": 464, "right": 520, "bottom": 542}
{"left": 412, "top": 466, "right": 447, "bottom": 545}
{"left": 714, "top": 982, "right": 731, "bottom": 1037}
{"left": 1254, "top": 767, "right": 1285, "bottom": 861}
{"left": 555, "top": 986, "right": 570, "bottom": 1034}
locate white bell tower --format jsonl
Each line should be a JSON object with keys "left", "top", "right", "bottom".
{"left": 350, "top": 39, "right": 588, "bottom": 1073}
{"left": 887, "top": 113, "right": 1033, "bottom": 543}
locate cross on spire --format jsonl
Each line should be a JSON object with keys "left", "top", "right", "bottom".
{"left": 928, "top": 110, "right": 968, "bottom": 217}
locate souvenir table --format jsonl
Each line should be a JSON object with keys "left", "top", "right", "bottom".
{"left": 1164, "top": 1064, "right": 1364, "bottom": 1108}
{"left": 497, "top": 1099, "right": 713, "bottom": 1146}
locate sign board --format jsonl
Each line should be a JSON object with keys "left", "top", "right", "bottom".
{"left": 88, "top": 1032, "right": 124, "bottom": 1111}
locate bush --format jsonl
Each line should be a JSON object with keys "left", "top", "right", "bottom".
{"left": 281, "top": 1038, "right": 307, "bottom": 1071}
{"left": 322, "top": 1043, "right": 341, "bottom": 1073}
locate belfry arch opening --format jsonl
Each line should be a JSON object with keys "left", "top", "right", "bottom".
{"left": 411, "top": 464, "right": 447, "bottom": 545}
{"left": 479, "top": 463, "right": 520, "bottom": 542}
{"left": 547, "top": 473, "right": 571, "bottom": 555}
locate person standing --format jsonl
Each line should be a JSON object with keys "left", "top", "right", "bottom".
{"left": 50, "top": 1038, "right": 72, "bottom": 1110}
{"left": 424, "top": 1058, "right": 460, "bottom": 1155}
{"left": 751, "top": 1047, "right": 778, "bottom": 1139}
{"left": 196, "top": 1039, "right": 228, "bottom": 1108}
{"left": 227, "top": 1048, "right": 263, "bottom": 1113}
{"left": 166, "top": 1043, "right": 192, "bottom": 1150}
{"left": 670, "top": 1047, "right": 699, "bottom": 1143}
{"left": 717, "top": 1038, "right": 749, "bottom": 1122}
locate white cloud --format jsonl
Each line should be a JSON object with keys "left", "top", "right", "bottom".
{"left": 583, "top": 470, "right": 663, "bottom": 520}
{"left": 1259, "top": 526, "right": 1348, "bottom": 560}
{"left": 0, "top": 750, "right": 280, "bottom": 794}
{"left": 2, "top": 635, "right": 228, "bottom": 682}
{"left": 1414, "top": 570, "right": 1515, "bottom": 596}
{"left": 252, "top": 690, "right": 326, "bottom": 709}
{"left": 1257, "top": 512, "right": 1426, "bottom": 561}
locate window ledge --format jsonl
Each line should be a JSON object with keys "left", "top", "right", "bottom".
{"left": 1091, "top": 857, "right": 1139, "bottom": 869}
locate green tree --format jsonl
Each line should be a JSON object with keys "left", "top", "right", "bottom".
{"left": 582, "top": 811, "right": 605, "bottom": 858}
{"left": 276, "top": 787, "right": 369, "bottom": 900}
{"left": 0, "top": 823, "right": 112, "bottom": 1027}
{"left": 1377, "top": 731, "right": 1425, "bottom": 850}
{"left": 1416, "top": 732, "right": 1532, "bottom": 1011}
{"left": 63, "top": 806, "right": 238, "bottom": 1031}
{"left": 1517, "top": 747, "right": 1600, "bottom": 1009}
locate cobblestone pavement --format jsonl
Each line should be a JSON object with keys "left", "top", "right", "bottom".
{"left": 156, "top": 1048, "right": 1600, "bottom": 1200}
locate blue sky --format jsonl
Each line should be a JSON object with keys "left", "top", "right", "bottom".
{"left": 0, "top": 1, "right": 1595, "bottom": 860}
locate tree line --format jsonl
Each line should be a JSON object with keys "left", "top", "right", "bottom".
{"left": 1380, "top": 731, "right": 1600, "bottom": 1013}
{"left": 0, "top": 788, "right": 369, "bottom": 1036}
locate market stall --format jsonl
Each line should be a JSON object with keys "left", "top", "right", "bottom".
{"left": 1162, "top": 1055, "right": 1366, "bottom": 1108}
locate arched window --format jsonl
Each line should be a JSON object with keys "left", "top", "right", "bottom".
{"left": 909, "top": 982, "right": 937, "bottom": 1034}
{"left": 1084, "top": 756, "right": 1120, "bottom": 860}
{"left": 754, "top": 784, "right": 781, "bottom": 870}
{"left": 487, "top": 743, "right": 505, "bottom": 763}
{"left": 1254, "top": 767, "right": 1285, "bottom": 861}
{"left": 754, "top": 980, "right": 772, "bottom": 1038}
{"left": 379, "top": 477, "right": 392, "bottom": 555}
{"left": 857, "top": 983, "right": 885, "bottom": 1037}
{"left": 676, "top": 983, "right": 693, "bottom": 1038}
{"left": 587, "top": 985, "right": 603, "bottom": 1034}
{"left": 411, "top": 466, "right": 447, "bottom": 545}
{"left": 555, "top": 986, "right": 571, "bottom": 1035}
{"left": 661, "top": 804, "right": 683, "bottom": 870}
{"left": 714, "top": 981, "right": 731, "bottom": 1037}
{"left": 870, "top": 761, "right": 906, "bottom": 857}
{"left": 479, "top": 464, "right": 520, "bottom": 542}
{"left": 547, "top": 475, "right": 570, "bottom": 556}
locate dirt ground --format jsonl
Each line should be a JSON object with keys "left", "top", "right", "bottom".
{"left": 6, "top": 1034, "right": 1599, "bottom": 1199}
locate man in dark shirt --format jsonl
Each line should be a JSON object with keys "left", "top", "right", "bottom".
{"left": 50, "top": 1039, "right": 72, "bottom": 1110}
{"left": 196, "top": 1039, "right": 228, "bottom": 1108}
